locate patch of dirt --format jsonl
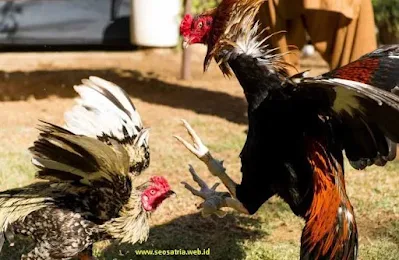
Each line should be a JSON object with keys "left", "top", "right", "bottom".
{"left": 0, "top": 47, "right": 329, "bottom": 227}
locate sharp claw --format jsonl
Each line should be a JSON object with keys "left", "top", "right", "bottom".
{"left": 188, "top": 165, "right": 209, "bottom": 189}
{"left": 176, "top": 119, "right": 209, "bottom": 158}
{"left": 182, "top": 120, "right": 195, "bottom": 141}
{"left": 181, "top": 119, "right": 202, "bottom": 144}
{"left": 180, "top": 181, "right": 189, "bottom": 187}
{"left": 177, "top": 120, "right": 229, "bottom": 218}
{"left": 174, "top": 135, "right": 193, "bottom": 150}
{"left": 211, "top": 183, "right": 220, "bottom": 190}
{"left": 188, "top": 164, "right": 196, "bottom": 175}
{"left": 174, "top": 135, "right": 203, "bottom": 158}
{"left": 181, "top": 181, "right": 207, "bottom": 199}
{"left": 180, "top": 119, "right": 190, "bottom": 128}
{"left": 181, "top": 180, "right": 194, "bottom": 190}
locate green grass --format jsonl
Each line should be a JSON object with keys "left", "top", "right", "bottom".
{"left": 0, "top": 151, "right": 35, "bottom": 190}
{"left": 0, "top": 137, "right": 397, "bottom": 260}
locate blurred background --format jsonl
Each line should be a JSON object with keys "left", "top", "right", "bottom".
{"left": 0, "top": 1, "right": 396, "bottom": 49}
{"left": 0, "top": 0, "right": 132, "bottom": 46}
{"left": 0, "top": 0, "right": 397, "bottom": 259}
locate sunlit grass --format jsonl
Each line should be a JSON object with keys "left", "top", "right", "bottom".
{"left": 0, "top": 140, "right": 397, "bottom": 260}
{"left": 0, "top": 151, "right": 35, "bottom": 190}
{"left": 0, "top": 50, "right": 396, "bottom": 259}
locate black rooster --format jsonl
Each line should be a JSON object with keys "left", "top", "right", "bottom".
{"left": 177, "top": 0, "right": 399, "bottom": 259}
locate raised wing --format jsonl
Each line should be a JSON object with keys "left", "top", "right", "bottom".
{"left": 317, "top": 45, "right": 399, "bottom": 168}
{"left": 205, "top": 4, "right": 399, "bottom": 170}
{"left": 324, "top": 45, "right": 399, "bottom": 93}
{"left": 292, "top": 57, "right": 399, "bottom": 169}
{"left": 65, "top": 76, "right": 145, "bottom": 143}
{"left": 30, "top": 122, "right": 132, "bottom": 193}
{"left": 201, "top": 0, "right": 399, "bottom": 171}
{"left": 64, "top": 76, "right": 150, "bottom": 174}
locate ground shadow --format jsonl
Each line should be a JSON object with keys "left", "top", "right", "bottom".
{"left": 100, "top": 212, "right": 265, "bottom": 260}
{"left": 0, "top": 213, "right": 265, "bottom": 260}
{"left": 0, "top": 69, "right": 247, "bottom": 124}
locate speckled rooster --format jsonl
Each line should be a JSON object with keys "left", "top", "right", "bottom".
{"left": 0, "top": 77, "right": 174, "bottom": 260}
{"left": 177, "top": 0, "right": 399, "bottom": 259}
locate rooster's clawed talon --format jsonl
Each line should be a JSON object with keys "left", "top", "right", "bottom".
{"left": 181, "top": 165, "right": 229, "bottom": 218}
{"left": 174, "top": 119, "right": 226, "bottom": 178}
{"left": 174, "top": 119, "right": 209, "bottom": 159}
{"left": 175, "top": 119, "right": 245, "bottom": 215}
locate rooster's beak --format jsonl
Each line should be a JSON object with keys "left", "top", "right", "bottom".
{"left": 165, "top": 190, "right": 176, "bottom": 198}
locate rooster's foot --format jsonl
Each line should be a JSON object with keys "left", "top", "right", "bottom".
{"left": 174, "top": 119, "right": 225, "bottom": 178}
{"left": 181, "top": 165, "right": 230, "bottom": 218}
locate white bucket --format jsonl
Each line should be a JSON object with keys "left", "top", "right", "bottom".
{"left": 130, "top": 0, "right": 181, "bottom": 47}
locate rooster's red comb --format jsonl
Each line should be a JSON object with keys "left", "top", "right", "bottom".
{"left": 150, "top": 176, "right": 171, "bottom": 191}
{"left": 180, "top": 14, "right": 193, "bottom": 37}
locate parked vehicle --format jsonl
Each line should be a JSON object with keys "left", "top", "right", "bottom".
{"left": 0, "top": 0, "right": 131, "bottom": 46}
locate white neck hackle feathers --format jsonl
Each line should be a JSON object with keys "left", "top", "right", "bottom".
{"left": 206, "top": 0, "right": 294, "bottom": 76}
{"left": 217, "top": 21, "right": 290, "bottom": 75}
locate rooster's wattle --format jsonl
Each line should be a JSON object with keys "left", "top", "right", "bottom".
{"left": 0, "top": 78, "right": 173, "bottom": 260}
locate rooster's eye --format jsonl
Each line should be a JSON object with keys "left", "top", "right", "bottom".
{"left": 150, "top": 190, "right": 156, "bottom": 195}
{"left": 197, "top": 22, "right": 203, "bottom": 29}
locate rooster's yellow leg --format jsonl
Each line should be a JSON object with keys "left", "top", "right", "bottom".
{"left": 175, "top": 119, "right": 238, "bottom": 197}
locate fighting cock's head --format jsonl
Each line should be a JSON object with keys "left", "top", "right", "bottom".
{"left": 180, "top": 14, "right": 213, "bottom": 47}
{"left": 141, "top": 176, "right": 174, "bottom": 211}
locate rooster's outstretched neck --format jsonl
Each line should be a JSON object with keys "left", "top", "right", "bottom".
{"left": 228, "top": 52, "right": 285, "bottom": 111}
{"left": 217, "top": 22, "right": 290, "bottom": 111}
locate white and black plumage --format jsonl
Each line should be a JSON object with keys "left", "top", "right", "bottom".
{"left": 64, "top": 76, "right": 150, "bottom": 175}
{"left": 0, "top": 77, "right": 173, "bottom": 259}
{"left": 0, "top": 123, "right": 173, "bottom": 260}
